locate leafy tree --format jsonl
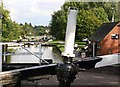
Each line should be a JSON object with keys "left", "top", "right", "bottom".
{"left": 0, "top": 2, "right": 3, "bottom": 41}
{"left": 33, "top": 25, "right": 49, "bottom": 36}
{"left": 50, "top": 2, "right": 118, "bottom": 41}
{"left": 1, "top": 2, "right": 22, "bottom": 41}
{"left": 49, "top": 10, "right": 67, "bottom": 40}
{"left": 21, "top": 22, "right": 34, "bottom": 36}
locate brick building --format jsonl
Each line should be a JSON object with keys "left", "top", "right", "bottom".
{"left": 89, "top": 22, "right": 120, "bottom": 56}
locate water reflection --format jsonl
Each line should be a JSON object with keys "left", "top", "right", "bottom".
{"left": 6, "top": 45, "right": 63, "bottom": 64}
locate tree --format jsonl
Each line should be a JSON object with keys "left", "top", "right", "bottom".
{"left": 2, "top": 11, "right": 21, "bottom": 41}
{"left": 49, "top": 2, "right": 118, "bottom": 41}
{"left": 49, "top": 10, "right": 67, "bottom": 40}
{"left": 1, "top": 2, "right": 22, "bottom": 41}
{"left": 76, "top": 7, "right": 109, "bottom": 40}
{"left": 0, "top": 2, "right": 3, "bottom": 41}
{"left": 33, "top": 25, "right": 49, "bottom": 36}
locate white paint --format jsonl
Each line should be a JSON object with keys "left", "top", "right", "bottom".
{"left": 95, "top": 53, "right": 120, "bottom": 68}
{"left": 62, "top": 7, "right": 78, "bottom": 57}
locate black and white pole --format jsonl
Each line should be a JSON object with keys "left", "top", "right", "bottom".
{"left": 57, "top": 7, "right": 78, "bottom": 87}
{"left": 61, "top": 7, "right": 78, "bottom": 58}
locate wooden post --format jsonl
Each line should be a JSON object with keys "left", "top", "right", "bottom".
{"left": 39, "top": 44, "right": 42, "bottom": 65}
{"left": 0, "top": 71, "right": 21, "bottom": 86}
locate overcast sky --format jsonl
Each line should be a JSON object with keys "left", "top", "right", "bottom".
{"left": 3, "top": 0, "right": 65, "bottom": 26}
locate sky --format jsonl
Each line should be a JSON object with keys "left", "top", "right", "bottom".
{"left": 3, "top": 0, "right": 65, "bottom": 26}
{"left": 3, "top": 0, "right": 119, "bottom": 26}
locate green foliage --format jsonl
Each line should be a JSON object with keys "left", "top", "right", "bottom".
{"left": 1, "top": 5, "right": 21, "bottom": 41}
{"left": 50, "top": 2, "right": 118, "bottom": 41}
{"left": 19, "top": 22, "right": 34, "bottom": 38}
{"left": 1, "top": 2, "right": 118, "bottom": 42}
{"left": 76, "top": 7, "right": 109, "bottom": 40}
{"left": 49, "top": 10, "right": 67, "bottom": 40}
{"left": 33, "top": 25, "right": 50, "bottom": 37}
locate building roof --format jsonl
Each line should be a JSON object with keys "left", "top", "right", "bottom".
{"left": 89, "top": 22, "right": 119, "bottom": 42}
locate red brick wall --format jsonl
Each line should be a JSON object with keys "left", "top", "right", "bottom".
{"left": 99, "top": 23, "right": 120, "bottom": 55}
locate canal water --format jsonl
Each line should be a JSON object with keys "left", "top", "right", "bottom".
{"left": 5, "top": 45, "right": 63, "bottom": 64}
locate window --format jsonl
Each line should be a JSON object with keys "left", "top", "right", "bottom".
{"left": 111, "top": 34, "right": 119, "bottom": 39}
